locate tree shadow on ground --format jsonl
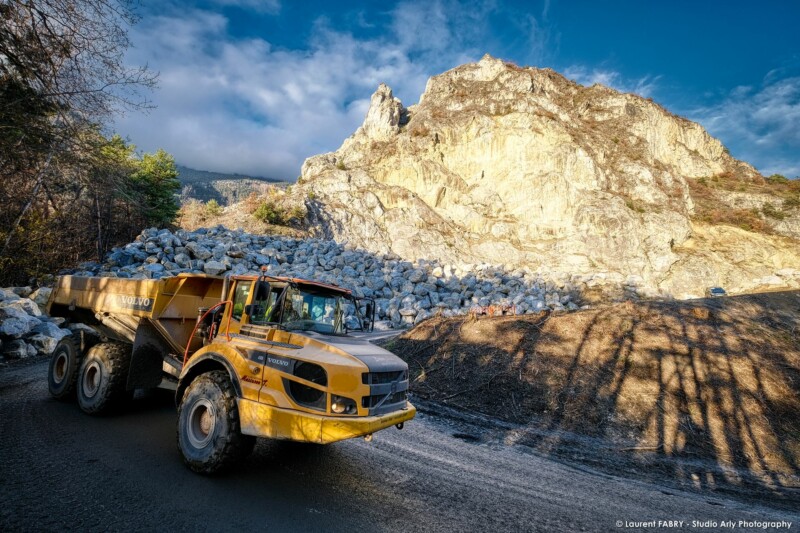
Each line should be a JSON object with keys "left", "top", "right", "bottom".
{"left": 386, "top": 291, "right": 800, "bottom": 503}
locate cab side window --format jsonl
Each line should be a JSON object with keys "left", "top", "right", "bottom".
{"left": 231, "top": 281, "right": 252, "bottom": 321}
{"left": 251, "top": 283, "right": 280, "bottom": 324}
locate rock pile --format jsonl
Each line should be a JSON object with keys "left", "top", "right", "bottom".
{"left": 0, "top": 286, "right": 74, "bottom": 361}
{"left": 66, "top": 226, "right": 602, "bottom": 329}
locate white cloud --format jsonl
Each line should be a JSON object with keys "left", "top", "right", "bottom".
{"left": 563, "top": 65, "right": 660, "bottom": 97}
{"left": 211, "top": 0, "right": 280, "bottom": 14}
{"left": 690, "top": 76, "right": 800, "bottom": 177}
{"left": 117, "top": 1, "right": 496, "bottom": 179}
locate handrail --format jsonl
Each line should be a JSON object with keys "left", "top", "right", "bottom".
{"left": 182, "top": 300, "right": 232, "bottom": 366}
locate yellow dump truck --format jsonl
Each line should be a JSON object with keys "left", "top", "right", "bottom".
{"left": 46, "top": 272, "right": 415, "bottom": 473}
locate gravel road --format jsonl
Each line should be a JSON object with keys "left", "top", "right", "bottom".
{"left": 1, "top": 358, "right": 797, "bottom": 532}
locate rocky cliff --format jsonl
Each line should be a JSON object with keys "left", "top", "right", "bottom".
{"left": 294, "top": 54, "right": 800, "bottom": 298}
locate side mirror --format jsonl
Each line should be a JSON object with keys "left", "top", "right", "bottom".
{"left": 364, "top": 300, "right": 375, "bottom": 332}
{"left": 244, "top": 304, "right": 261, "bottom": 317}
{"left": 254, "top": 280, "right": 270, "bottom": 301}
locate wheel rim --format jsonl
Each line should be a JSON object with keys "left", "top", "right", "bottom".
{"left": 82, "top": 361, "right": 102, "bottom": 398}
{"left": 187, "top": 399, "right": 216, "bottom": 449}
{"left": 53, "top": 352, "right": 69, "bottom": 384}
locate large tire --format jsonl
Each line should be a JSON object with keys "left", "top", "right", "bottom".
{"left": 177, "top": 370, "right": 255, "bottom": 474}
{"left": 48, "top": 336, "right": 82, "bottom": 401}
{"left": 77, "top": 342, "right": 132, "bottom": 415}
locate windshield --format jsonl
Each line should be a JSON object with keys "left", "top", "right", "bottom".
{"left": 281, "top": 287, "right": 346, "bottom": 334}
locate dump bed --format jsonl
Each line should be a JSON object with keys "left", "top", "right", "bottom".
{"left": 48, "top": 276, "right": 162, "bottom": 318}
{"left": 48, "top": 274, "right": 225, "bottom": 354}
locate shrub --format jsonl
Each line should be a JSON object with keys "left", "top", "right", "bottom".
{"left": 625, "top": 199, "right": 645, "bottom": 213}
{"left": 698, "top": 208, "right": 770, "bottom": 234}
{"left": 783, "top": 196, "right": 800, "bottom": 210}
{"left": 252, "top": 201, "right": 303, "bottom": 226}
{"left": 253, "top": 201, "right": 282, "bottom": 224}
{"left": 335, "top": 160, "right": 346, "bottom": 171}
{"left": 410, "top": 124, "right": 430, "bottom": 137}
{"left": 766, "top": 174, "right": 789, "bottom": 185}
{"left": 242, "top": 192, "right": 261, "bottom": 214}
{"left": 205, "top": 199, "right": 223, "bottom": 217}
{"left": 762, "top": 203, "right": 786, "bottom": 220}
{"left": 177, "top": 199, "right": 207, "bottom": 229}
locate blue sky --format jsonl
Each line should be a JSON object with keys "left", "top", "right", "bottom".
{"left": 116, "top": 0, "right": 800, "bottom": 180}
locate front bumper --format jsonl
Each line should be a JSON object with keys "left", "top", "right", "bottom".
{"left": 237, "top": 398, "right": 417, "bottom": 444}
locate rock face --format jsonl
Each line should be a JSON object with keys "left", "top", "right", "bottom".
{"left": 294, "top": 54, "right": 799, "bottom": 296}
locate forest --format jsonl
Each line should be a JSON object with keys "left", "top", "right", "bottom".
{"left": 0, "top": 0, "right": 177, "bottom": 285}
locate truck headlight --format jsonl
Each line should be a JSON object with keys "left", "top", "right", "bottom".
{"left": 331, "top": 395, "right": 357, "bottom": 415}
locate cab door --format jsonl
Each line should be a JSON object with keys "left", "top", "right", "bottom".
{"left": 227, "top": 279, "right": 253, "bottom": 335}
{"left": 226, "top": 278, "right": 265, "bottom": 402}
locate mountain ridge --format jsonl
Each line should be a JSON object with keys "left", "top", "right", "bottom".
{"left": 176, "top": 165, "right": 284, "bottom": 206}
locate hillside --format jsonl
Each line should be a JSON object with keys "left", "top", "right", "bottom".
{"left": 177, "top": 165, "right": 284, "bottom": 205}
{"left": 384, "top": 291, "right": 800, "bottom": 500}
{"left": 290, "top": 54, "right": 800, "bottom": 299}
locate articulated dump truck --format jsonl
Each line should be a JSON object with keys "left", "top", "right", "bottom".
{"left": 46, "top": 272, "right": 415, "bottom": 474}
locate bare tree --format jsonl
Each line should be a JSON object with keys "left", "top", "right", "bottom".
{"left": 0, "top": 0, "right": 160, "bottom": 284}
{"left": 0, "top": 0, "right": 157, "bottom": 122}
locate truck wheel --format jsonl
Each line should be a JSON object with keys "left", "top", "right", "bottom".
{"left": 177, "top": 370, "right": 255, "bottom": 474}
{"left": 77, "top": 342, "right": 132, "bottom": 415}
{"left": 48, "top": 336, "right": 82, "bottom": 401}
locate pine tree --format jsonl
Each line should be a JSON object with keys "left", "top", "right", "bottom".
{"left": 132, "top": 149, "right": 181, "bottom": 228}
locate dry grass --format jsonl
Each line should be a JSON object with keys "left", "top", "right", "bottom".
{"left": 387, "top": 291, "right": 800, "bottom": 491}
{"left": 688, "top": 173, "right": 800, "bottom": 235}
{"left": 176, "top": 197, "right": 306, "bottom": 238}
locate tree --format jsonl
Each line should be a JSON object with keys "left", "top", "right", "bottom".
{"left": 131, "top": 149, "right": 180, "bottom": 228}
{"left": 205, "top": 199, "right": 223, "bottom": 217}
{"left": 0, "top": 0, "right": 156, "bottom": 124}
{"left": 0, "top": 0, "right": 158, "bottom": 284}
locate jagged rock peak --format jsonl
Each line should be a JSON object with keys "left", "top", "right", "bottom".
{"left": 360, "top": 83, "right": 406, "bottom": 141}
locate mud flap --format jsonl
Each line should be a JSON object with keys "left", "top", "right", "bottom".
{"left": 127, "top": 319, "right": 172, "bottom": 389}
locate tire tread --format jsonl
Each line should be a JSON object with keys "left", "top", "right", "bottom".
{"left": 77, "top": 341, "right": 131, "bottom": 415}
{"left": 48, "top": 336, "right": 82, "bottom": 401}
{"left": 177, "top": 370, "right": 254, "bottom": 474}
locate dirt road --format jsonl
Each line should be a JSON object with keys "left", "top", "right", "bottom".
{"left": 1, "top": 358, "right": 797, "bottom": 532}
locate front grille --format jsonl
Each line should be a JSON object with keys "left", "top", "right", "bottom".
{"left": 362, "top": 391, "right": 407, "bottom": 409}
{"left": 362, "top": 370, "right": 407, "bottom": 385}
{"left": 282, "top": 377, "right": 326, "bottom": 412}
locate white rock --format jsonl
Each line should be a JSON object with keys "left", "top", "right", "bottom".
{"left": 0, "top": 288, "right": 21, "bottom": 301}
{"left": 27, "top": 334, "right": 58, "bottom": 355}
{"left": 203, "top": 260, "right": 228, "bottom": 276}
{"left": 3, "top": 339, "right": 35, "bottom": 359}
{"left": 0, "top": 298, "right": 42, "bottom": 317}
{"left": 11, "top": 286, "right": 33, "bottom": 298}
{"left": 30, "top": 322, "right": 71, "bottom": 341}
{"left": 0, "top": 306, "right": 39, "bottom": 337}
{"left": 372, "top": 320, "right": 394, "bottom": 331}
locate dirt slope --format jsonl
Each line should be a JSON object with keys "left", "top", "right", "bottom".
{"left": 385, "top": 291, "right": 800, "bottom": 498}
